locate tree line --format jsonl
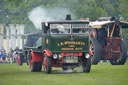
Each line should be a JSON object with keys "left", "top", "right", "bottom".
{"left": 0, "top": 0, "right": 128, "bottom": 33}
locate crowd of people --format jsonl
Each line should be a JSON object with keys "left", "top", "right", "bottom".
{"left": 0, "top": 47, "right": 20, "bottom": 64}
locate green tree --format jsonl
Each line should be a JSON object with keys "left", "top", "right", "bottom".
{"left": 120, "top": 0, "right": 128, "bottom": 21}
{"left": 0, "top": 0, "right": 128, "bottom": 33}
{"left": 72, "top": 0, "right": 108, "bottom": 20}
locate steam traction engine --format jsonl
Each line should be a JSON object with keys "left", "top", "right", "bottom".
{"left": 89, "top": 17, "right": 128, "bottom": 65}
{"left": 24, "top": 19, "right": 91, "bottom": 73}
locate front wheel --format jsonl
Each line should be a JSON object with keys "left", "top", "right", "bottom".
{"left": 43, "top": 54, "right": 52, "bottom": 74}
{"left": 82, "top": 58, "right": 91, "bottom": 73}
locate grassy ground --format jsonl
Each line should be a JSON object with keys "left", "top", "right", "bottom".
{"left": 0, "top": 62, "right": 128, "bottom": 85}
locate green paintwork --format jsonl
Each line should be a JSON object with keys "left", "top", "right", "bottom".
{"left": 40, "top": 20, "right": 90, "bottom": 53}
{"left": 43, "top": 34, "right": 89, "bottom": 52}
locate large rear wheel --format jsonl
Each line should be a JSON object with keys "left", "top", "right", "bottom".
{"left": 90, "top": 39, "right": 102, "bottom": 65}
{"left": 110, "top": 40, "right": 128, "bottom": 65}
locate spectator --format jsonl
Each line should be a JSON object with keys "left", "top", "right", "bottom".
{"left": 8, "top": 48, "right": 13, "bottom": 63}
{"left": 0, "top": 49, "right": 3, "bottom": 63}
{"left": 15, "top": 46, "right": 20, "bottom": 54}
{"left": 98, "top": 27, "right": 107, "bottom": 47}
{"left": 1, "top": 48, "right": 6, "bottom": 64}
{"left": 13, "top": 47, "right": 20, "bottom": 62}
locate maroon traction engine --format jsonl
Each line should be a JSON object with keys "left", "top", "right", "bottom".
{"left": 89, "top": 17, "right": 128, "bottom": 65}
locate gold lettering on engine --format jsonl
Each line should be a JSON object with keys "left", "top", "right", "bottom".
{"left": 57, "top": 41, "right": 85, "bottom": 46}
{"left": 61, "top": 48, "right": 83, "bottom": 51}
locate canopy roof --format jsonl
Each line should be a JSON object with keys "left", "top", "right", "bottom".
{"left": 89, "top": 20, "right": 128, "bottom": 29}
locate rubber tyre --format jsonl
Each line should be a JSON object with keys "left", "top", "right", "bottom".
{"left": 43, "top": 54, "right": 52, "bottom": 74}
{"left": 29, "top": 52, "right": 42, "bottom": 72}
{"left": 110, "top": 40, "right": 128, "bottom": 65}
{"left": 82, "top": 58, "right": 91, "bottom": 73}
{"left": 90, "top": 38, "right": 102, "bottom": 65}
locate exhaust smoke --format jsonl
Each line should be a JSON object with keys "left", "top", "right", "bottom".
{"left": 28, "top": 7, "right": 51, "bottom": 29}
{"left": 28, "top": 6, "right": 75, "bottom": 29}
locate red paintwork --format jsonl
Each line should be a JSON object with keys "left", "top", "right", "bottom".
{"left": 52, "top": 60, "right": 63, "bottom": 67}
{"left": 43, "top": 56, "right": 47, "bottom": 71}
{"left": 105, "top": 38, "right": 121, "bottom": 59}
{"left": 44, "top": 49, "right": 52, "bottom": 57}
{"left": 32, "top": 52, "right": 42, "bottom": 62}
{"left": 89, "top": 52, "right": 93, "bottom": 56}
{"left": 61, "top": 52, "right": 82, "bottom": 57}
{"left": 51, "top": 52, "right": 83, "bottom": 67}
{"left": 30, "top": 55, "right": 33, "bottom": 70}
{"left": 43, "top": 51, "right": 83, "bottom": 67}
{"left": 17, "top": 56, "right": 20, "bottom": 65}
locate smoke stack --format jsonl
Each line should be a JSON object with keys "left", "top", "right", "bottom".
{"left": 110, "top": 17, "right": 116, "bottom": 21}
{"left": 65, "top": 14, "right": 71, "bottom": 20}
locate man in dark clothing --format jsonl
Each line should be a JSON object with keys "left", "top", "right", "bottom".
{"left": 98, "top": 27, "right": 107, "bottom": 47}
{"left": 15, "top": 47, "right": 20, "bottom": 54}
{"left": 14, "top": 47, "right": 20, "bottom": 62}
{"left": 47, "top": 29, "right": 60, "bottom": 34}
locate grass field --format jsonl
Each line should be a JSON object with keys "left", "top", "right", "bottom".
{"left": 0, "top": 62, "right": 128, "bottom": 85}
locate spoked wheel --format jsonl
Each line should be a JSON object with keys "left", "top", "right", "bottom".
{"left": 43, "top": 53, "right": 52, "bottom": 74}
{"left": 110, "top": 40, "right": 128, "bottom": 65}
{"left": 89, "top": 39, "right": 101, "bottom": 65}
{"left": 90, "top": 42, "right": 94, "bottom": 62}
{"left": 29, "top": 52, "right": 42, "bottom": 72}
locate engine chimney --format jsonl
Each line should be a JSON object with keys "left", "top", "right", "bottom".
{"left": 65, "top": 14, "right": 71, "bottom": 20}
